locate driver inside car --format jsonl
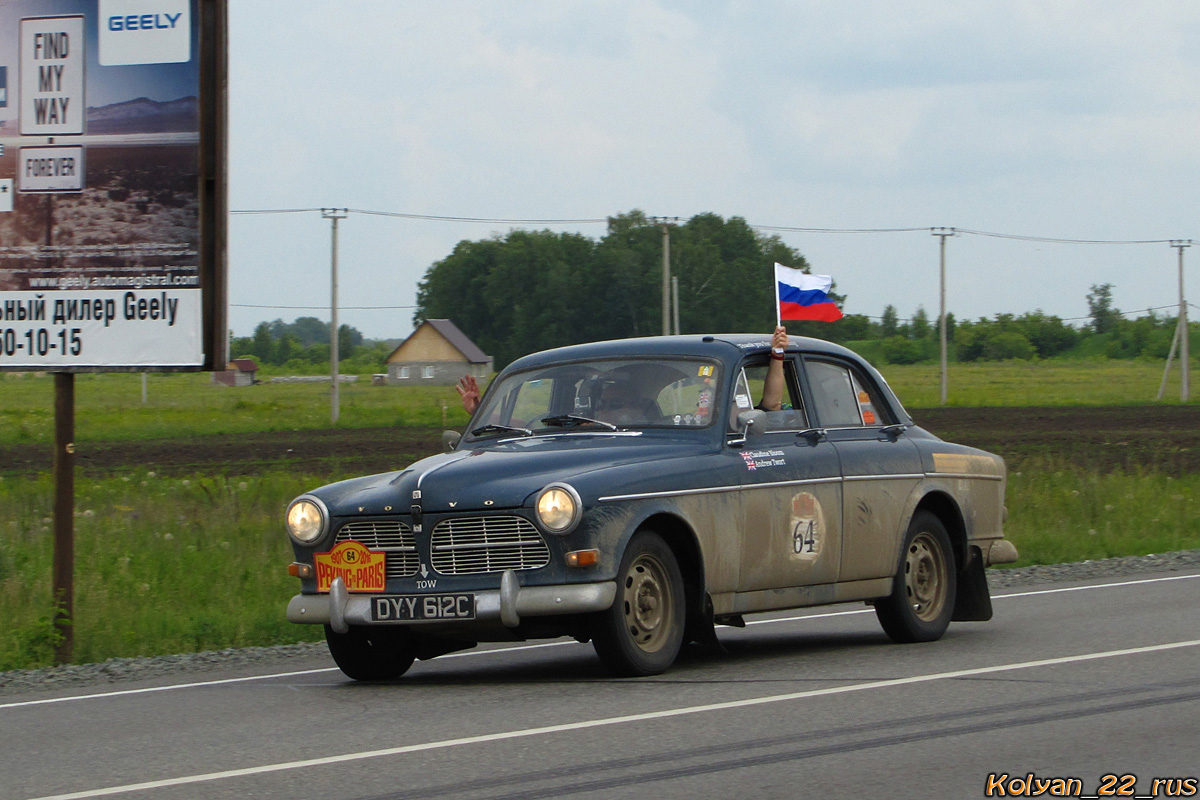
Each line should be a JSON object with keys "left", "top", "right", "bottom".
{"left": 593, "top": 378, "right": 660, "bottom": 425}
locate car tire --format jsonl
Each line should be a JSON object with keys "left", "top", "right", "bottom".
{"left": 592, "top": 531, "right": 686, "bottom": 677}
{"left": 875, "top": 511, "right": 957, "bottom": 644}
{"left": 324, "top": 624, "right": 417, "bottom": 681}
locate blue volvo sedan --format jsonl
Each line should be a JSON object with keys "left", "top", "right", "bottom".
{"left": 284, "top": 334, "right": 1017, "bottom": 679}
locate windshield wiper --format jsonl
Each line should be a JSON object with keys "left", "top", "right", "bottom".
{"left": 470, "top": 423, "right": 533, "bottom": 437}
{"left": 538, "top": 414, "right": 619, "bottom": 431}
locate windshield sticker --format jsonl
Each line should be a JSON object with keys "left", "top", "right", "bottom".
{"left": 862, "top": 410, "right": 877, "bottom": 425}
{"left": 741, "top": 448, "right": 786, "bottom": 471}
{"left": 698, "top": 365, "right": 714, "bottom": 377}
{"left": 735, "top": 393, "right": 752, "bottom": 409}
{"left": 789, "top": 492, "right": 824, "bottom": 560}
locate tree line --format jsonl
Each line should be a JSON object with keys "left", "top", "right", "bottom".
{"left": 864, "top": 282, "right": 1185, "bottom": 365}
{"left": 230, "top": 317, "right": 392, "bottom": 371}
{"left": 414, "top": 210, "right": 840, "bottom": 368}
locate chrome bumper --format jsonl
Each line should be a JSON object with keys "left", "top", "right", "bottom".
{"left": 287, "top": 570, "right": 618, "bottom": 633}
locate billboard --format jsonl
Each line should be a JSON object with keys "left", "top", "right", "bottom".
{"left": 0, "top": 0, "right": 225, "bottom": 370}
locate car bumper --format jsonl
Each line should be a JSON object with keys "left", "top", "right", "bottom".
{"left": 984, "top": 539, "right": 1019, "bottom": 565}
{"left": 287, "top": 570, "right": 618, "bottom": 633}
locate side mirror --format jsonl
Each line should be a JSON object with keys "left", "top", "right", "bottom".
{"left": 729, "top": 409, "right": 766, "bottom": 446}
{"left": 442, "top": 430, "right": 462, "bottom": 452}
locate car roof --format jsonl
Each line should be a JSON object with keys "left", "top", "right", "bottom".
{"left": 506, "top": 334, "right": 862, "bottom": 370}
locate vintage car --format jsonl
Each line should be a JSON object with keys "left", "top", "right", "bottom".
{"left": 284, "top": 334, "right": 1018, "bottom": 680}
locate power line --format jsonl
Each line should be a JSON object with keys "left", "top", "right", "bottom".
{"left": 754, "top": 225, "right": 929, "bottom": 234}
{"left": 952, "top": 227, "right": 1175, "bottom": 245}
{"left": 229, "top": 207, "right": 608, "bottom": 225}
{"left": 229, "top": 206, "right": 1190, "bottom": 244}
{"left": 231, "top": 303, "right": 417, "bottom": 310}
{"left": 861, "top": 304, "right": 1182, "bottom": 324}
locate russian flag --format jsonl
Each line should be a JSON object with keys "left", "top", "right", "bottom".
{"left": 775, "top": 263, "right": 843, "bottom": 322}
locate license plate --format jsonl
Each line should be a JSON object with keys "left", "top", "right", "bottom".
{"left": 370, "top": 594, "right": 476, "bottom": 622}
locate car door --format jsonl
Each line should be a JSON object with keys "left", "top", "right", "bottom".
{"left": 800, "top": 355, "right": 922, "bottom": 583}
{"left": 733, "top": 355, "right": 843, "bottom": 592}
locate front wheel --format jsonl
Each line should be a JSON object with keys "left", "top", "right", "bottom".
{"left": 324, "top": 625, "right": 417, "bottom": 681}
{"left": 592, "top": 531, "right": 686, "bottom": 676}
{"left": 875, "top": 511, "right": 956, "bottom": 643}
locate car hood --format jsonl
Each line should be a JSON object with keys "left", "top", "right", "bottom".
{"left": 309, "top": 434, "right": 713, "bottom": 516}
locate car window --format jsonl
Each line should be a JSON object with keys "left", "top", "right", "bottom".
{"left": 805, "top": 359, "right": 887, "bottom": 428}
{"left": 471, "top": 358, "right": 722, "bottom": 435}
{"left": 741, "top": 360, "right": 808, "bottom": 431}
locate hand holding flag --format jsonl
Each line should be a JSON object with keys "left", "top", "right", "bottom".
{"left": 774, "top": 263, "right": 843, "bottom": 323}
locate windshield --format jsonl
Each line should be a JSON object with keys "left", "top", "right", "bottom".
{"left": 470, "top": 358, "right": 722, "bottom": 436}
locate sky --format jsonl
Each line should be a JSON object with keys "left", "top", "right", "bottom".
{"left": 226, "top": 1, "right": 1200, "bottom": 341}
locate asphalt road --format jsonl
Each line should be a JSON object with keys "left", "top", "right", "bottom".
{"left": 4, "top": 570, "right": 1199, "bottom": 800}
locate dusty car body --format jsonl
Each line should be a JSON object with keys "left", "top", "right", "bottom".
{"left": 284, "top": 334, "right": 1017, "bottom": 679}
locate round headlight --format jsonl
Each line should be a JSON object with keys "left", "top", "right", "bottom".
{"left": 536, "top": 483, "right": 581, "bottom": 534}
{"left": 286, "top": 496, "right": 328, "bottom": 544}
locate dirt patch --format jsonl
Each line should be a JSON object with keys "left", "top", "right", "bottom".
{"left": 0, "top": 427, "right": 447, "bottom": 479}
{"left": 1, "top": 405, "right": 1197, "bottom": 478}
{"left": 911, "top": 405, "right": 1200, "bottom": 474}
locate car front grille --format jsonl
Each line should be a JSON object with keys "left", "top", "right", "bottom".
{"left": 430, "top": 516, "right": 551, "bottom": 575}
{"left": 335, "top": 520, "right": 419, "bottom": 579}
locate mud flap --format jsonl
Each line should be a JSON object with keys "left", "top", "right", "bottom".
{"left": 952, "top": 545, "right": 994, "bottom": 622}
{"left": 686, "top": 594, "right": 728, "bottom": 652}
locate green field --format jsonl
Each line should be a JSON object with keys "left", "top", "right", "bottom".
{"left": 0, "top": 357, "right": 1194, "bottom": 446}
{"left": 1, "top": 358, "right": 1197, "bottom": 671}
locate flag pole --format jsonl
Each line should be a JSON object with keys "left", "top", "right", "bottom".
{"left": 773, "top": 263, "right": 782, "bottom": 328}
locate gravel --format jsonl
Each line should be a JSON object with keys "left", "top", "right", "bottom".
{"left": 3, "top": 549, "right": 1198, "bottom": 696}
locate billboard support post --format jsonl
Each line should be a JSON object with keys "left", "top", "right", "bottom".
{"left": 52, "top": 373, "right": 75, "bottom": 665}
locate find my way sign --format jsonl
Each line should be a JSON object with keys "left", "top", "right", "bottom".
{"left": 19, "top": 15, "right": 85, "bottom": 134}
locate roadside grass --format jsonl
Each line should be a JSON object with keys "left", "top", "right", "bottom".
{"left": 0, "top": 470, "right": 325, "bottom": 671}
{"left": 2, "top": 459, "right": 1197, "bottom": 671}
{"left": 0, "top": 372, "right": 474, "bottom": 446}
{"left": 1004, "top": 459, "right": 1200, "bottom": 567}
{"left": 881, "top": 359, "right": 1193, "bottom": 408}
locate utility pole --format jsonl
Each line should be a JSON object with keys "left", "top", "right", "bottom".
{"left": 660, "top": 221, "right": 671, "bottom": 336}
{"left": 1159, "top": 240, "right": 1191, "bottom": 402}
{"left": 931, "top": 227, "right": 956, "bottom": 406}
{"left": 671, "top": 276, "right": 680, "bottom": 335}
{"left": 322, "top": 208, "right": 348, "bottom": 423}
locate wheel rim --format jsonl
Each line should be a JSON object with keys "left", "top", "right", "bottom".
{"left": 904, "top": 531, "right": 948, "bottom": 622}
{"left": 621, "top": 552, "right": 674, "bottom": 653}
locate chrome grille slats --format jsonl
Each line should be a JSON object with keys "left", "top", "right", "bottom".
{"left": 430, "top": 516, "right": 550, "bottom": 575}
{"left": 335, "top": 520, "right": 418, "bottom": 578}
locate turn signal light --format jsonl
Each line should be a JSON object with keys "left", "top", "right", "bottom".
{"left": 565, "top": 549, "right": 599, "bottom": 568}
{"left": 288, "top": 562, "right": 314, "bottom": 578}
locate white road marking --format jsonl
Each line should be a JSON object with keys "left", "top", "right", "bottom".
{"left": 3, "top": 572, "right": 1197, "bottom": 711}
{"left": 26, "top": 637, "right": 1200, "bottom": 800}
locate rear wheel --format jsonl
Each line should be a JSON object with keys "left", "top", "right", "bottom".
{"left": 592, "top": 531, "right": 685, "bottom": 676}
{"left": 875, "top": 511, "right": 956, "bottom": 643}
{"left": 324, "top": 625, "right": 417, "bottom": 681}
